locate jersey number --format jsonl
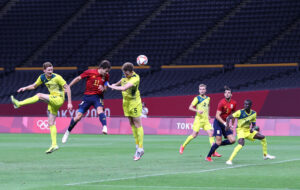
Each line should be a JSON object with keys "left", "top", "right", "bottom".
{"left": 93, "top": 80, "right": 100, "bottom": 86}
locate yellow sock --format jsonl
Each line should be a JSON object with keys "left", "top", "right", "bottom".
{"left": 182, "top": 135, "right": 194, "bottom": 148}
{"left": 19, "top": 95, "right": 39, "bottom": 106}
{"left": 261, "top": 138, "right": 268, "bottom": 156}
{"left": 228, "top": 144, "right": 243, "bottom": 161}
{"left": 137, "top": 126, "right": 144, "bottom": 148}
{"left": 49, "top": 125, "right": 57, "bottom": 147}
{"left": 209, "top": 137, "right": 215, "bottom": 146}
{"left": 131, "top": 125, "right": 139, "bottom": 146}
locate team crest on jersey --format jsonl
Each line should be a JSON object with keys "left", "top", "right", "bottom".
{"left": 231, "top": 104, "right": 233, "bottom": 108}
{"left": 92, "top": 75, "right": 96, "bottom": 78}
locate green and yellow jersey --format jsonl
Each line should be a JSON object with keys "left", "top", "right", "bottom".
{"left": 232, "top": 109, "right": 256, "bottom": 129}
{"left": 35, "top": 73, "right": 66, "bottom": 100}
{"left": 191, "top": 95, "right": 210, "bottom": 121}
{"left": 121, "top": 71, "right": 141, "bottom": 101}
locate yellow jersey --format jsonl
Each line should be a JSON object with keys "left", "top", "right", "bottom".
{"left": 191, "top": 95, "right": 210, "bottom": 121}
{"left": 232, "top": 109, "right": 256, "bottom": 129}
{"left": 35, "top": 73, "right": 66, "bottom": 99}
{"left": 121, "top": 71, "right": 141, "bottom": 101}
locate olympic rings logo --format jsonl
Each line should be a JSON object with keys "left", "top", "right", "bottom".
{"left": 37, "top": 120, "right": 49, "bottom": 130}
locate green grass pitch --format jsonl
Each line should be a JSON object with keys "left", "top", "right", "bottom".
{"left": 0, "top": 134, "right": 299, "bottom": 190}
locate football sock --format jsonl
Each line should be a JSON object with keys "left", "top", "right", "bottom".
{"left": 228, "top": 144, "right": 243, "bottom": 161}
{"left": 207, "top": 143, "right": 219, "bottom": 157}
{"left": 98, "top": 113, "right": 107, "bottom": 126}
{"left": 49, "top": 125, "right": 57, "bottom": 147}
{"left": 209, "top": 137, "right": 215, "bottom": 146}
{"left": 137, "top": 126, "right": 144, "bottom": 148}
{"left": 182, "top": 135, "right": 193, "bottom": 147}
{"left": 19, "top": 95, "right": 39, "bottom": 106}
{"left": 131, "top": 125, "right": 139, "bottom": 146}
{"left": 68, "top": 118, "right": 78, "bottom": 132}
{"left": 221, "top": 140, "right": 231, "bottom": 146}
{"left": 261, "top": 138, "right": 268, "bottom": 156}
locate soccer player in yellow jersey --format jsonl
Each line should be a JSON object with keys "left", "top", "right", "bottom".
{"left": 225, "top": 99, "right": 275, "bottom": 165}
{"left": 107, "top": 62, "right": 144, "bottom": 161}
{"left": 10, "top": 62, "right": 73, "bottom": 154}
{"left": 179, "top": 84, "right": 220, "bottom": 156}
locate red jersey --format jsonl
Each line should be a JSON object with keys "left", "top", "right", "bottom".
{"left": 217, "top": 98, "right": 237, "bottom": 121}
{"left": 80, "top": 69, "right": 109, "bottom": 95}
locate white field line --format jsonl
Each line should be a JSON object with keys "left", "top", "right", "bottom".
{"left": 65, "top": 158, "right": 300, "bottom": 186}
{"left": 80, "top": 184, "right": 298, "bottom": 190}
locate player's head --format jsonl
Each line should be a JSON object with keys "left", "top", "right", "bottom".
{"left": 198, "top": 84, "right": 207, "bottom": 96}
{"left": 98, "top": 60, "right": 111, "bottom": 75}
{"left": 224, "top": 85, "right": 232, "bottom": 100}
{"left": 122, "top": 62, "right": 134, "bottom": 78}
{"left": 43, "top": 62, "right": 53, "bottom": 77}
{"left": 244, "top": 99, "right": 252, "bottom": 110}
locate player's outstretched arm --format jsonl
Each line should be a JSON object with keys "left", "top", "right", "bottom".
{"left": 108, "top": 81, "right": 133, "bottom": 91}
{"left": 17, "top": 83, "right": 37, "bottom": 93}
{"left": 69, "top": 76, "right": 82, "bottom": 88}
{"left": 64, "top": 84, "right": 73, "bottom": 110}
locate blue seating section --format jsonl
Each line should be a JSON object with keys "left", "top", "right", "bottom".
{"left": 110, "top": 0, "right": 241, "bottom": 66}
{"left": 0, "top": 0, "right": 86, "bottom": 67}
{"left": 32, "top": 0, "right": 164, "bottom": 67}
{"left": 180, "top": 0, "right": 300, "bottom": 65}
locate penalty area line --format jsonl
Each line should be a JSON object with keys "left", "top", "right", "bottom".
{"left": 65, "top": 158, "right": 300, "bottom": 186}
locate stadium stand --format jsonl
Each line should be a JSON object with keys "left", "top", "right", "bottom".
{"left": 0, "top": 0, "right": 300, "bottom": 104}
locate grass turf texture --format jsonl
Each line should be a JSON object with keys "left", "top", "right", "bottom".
{"left": 0, "top": 134, "right": 299, "bottom": 190}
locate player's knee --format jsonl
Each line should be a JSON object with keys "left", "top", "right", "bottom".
{"left": 75, "top": 113, "right": 83, "bottom": 121}
{"left": 230, "top": 139, "right": 236, "bottom": 144}
{"left": 216, "top": 138, "right": 222, "bottom": 145}
{"left": 238, "top": 139, "right": 244, "bottom": 146}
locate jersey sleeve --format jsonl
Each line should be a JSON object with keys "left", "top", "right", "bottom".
{"left": 105, "top": 73, "right": 109, "bottom": 82}
{"left": 232, "top": 110, "right": 241, "bottom": 118}
{"left": 57, "top": 75, "right": 67, "bottom": 87}
{"left": 191, "top": 97, "right": 198, "bottom": 106}
{"left": 34, "top": 75, "right": 43, "bottom": 87}
{"left": 217, "top": 100, "right": 224, "bottom": 111}
{"left": 80, "top": 70, "right": 90, "bottom": 79}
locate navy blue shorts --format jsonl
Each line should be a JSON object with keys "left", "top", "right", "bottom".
{"left": 78, "top": 94, "right": 104, "bottom": 114}
{"left": 213, "top": 119, "right": 233, "bottom": 138}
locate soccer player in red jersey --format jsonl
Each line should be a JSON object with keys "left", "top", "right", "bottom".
{"left": 62, "top": 60, "right": 111, "bottom": 143}
{"left": 206, "top": 86, "right": 236, "bottom": 162}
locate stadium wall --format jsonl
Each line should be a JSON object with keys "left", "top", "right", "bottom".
{"left": 1, "top": 88, "right": 300, "bottom": 117}
{"left": 0, "top": 117, "right": 300, "bottom": 136}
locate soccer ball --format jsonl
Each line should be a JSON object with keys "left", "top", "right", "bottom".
{"left": 136, "top": 55, "right": 148, "bottom": 66}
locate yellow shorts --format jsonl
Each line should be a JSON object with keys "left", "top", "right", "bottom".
{"left": 192, "top": 119, "right": 212, "bottom": 132}
{"left": 123, "top": 99, "right": 142, "bottom": 118}
{"left": 48, "top": 95, "right": 64, "bottom": 115}
{"left": 236, "top": 128, "right": 257, "bottom": 141}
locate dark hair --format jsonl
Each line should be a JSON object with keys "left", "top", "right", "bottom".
{"left": 43, "top": 62, "right": 53, "bottom": 69}
{"left": 224, "top": 85, "right": 231, "bottom": 92}
{"left": 99, "top": 60, "right": 111, "bottom": 69}
{"left": 245, "top": 99, "right": 252, "bottom": 105}
{"left": 122, "top": 62, "right": 134, "bottom": 72}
